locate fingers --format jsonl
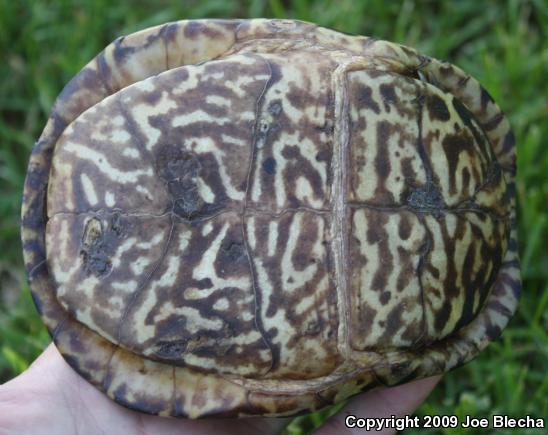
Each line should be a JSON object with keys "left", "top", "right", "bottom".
{"left": 10, "top": 344, "right": 449, "bottom": 435}
{"left": 1, "top": 344, "right": 140, "bottom": 435}
{"left": 315, "top": 376, "right": 441, "bottom": 435}
{"left": 0, "top": 344, "right": 80, "bottom": 434}
{"left": 139, "top": 413, "right": 291, "bottom": 435}
{"left": 2, "top": 344, "right": 290, "bottom": 435}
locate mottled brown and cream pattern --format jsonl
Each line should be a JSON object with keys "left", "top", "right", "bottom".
{"left": 22, "top": 18, "right": 520, "bottom": 418}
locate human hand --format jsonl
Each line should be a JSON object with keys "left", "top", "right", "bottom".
{"left": 0, "top": 344, "right": 440, "bottom": 435}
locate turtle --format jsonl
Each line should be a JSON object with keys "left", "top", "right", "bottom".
{"left": 21, "top": 18, "right": 520, "bottom": 418}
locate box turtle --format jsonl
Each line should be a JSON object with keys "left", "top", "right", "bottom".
{"left": 21, "top": 19, "right": 520, "bottom": 418}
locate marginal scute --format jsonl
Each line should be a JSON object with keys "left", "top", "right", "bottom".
{"left": 165, "top": 19, "right": 241, "bottom": 68}
{"left": 22, "top": 18, "right": 519, "bottom": 419}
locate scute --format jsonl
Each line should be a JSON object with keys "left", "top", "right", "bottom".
{"left": 23, "top": 18, "right": 520, "bottom": 419}
{"left": 245, "top": 211, "right": 341, "bottom": 378}
{"left": 347, "top": 69, "right": 507, "bottom": 210}
{"left": 246, "top": 50, "right": 337, "bottom": 212}
{"left": 118, "top": 211, "right": 273, "bottom": 378}
{"left": 47, "top": 212, "right": 174, "bottom": 345}
{"left": 348, "top": 209, "right": 427, "bottom": 349}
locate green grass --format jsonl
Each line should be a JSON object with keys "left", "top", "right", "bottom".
{"left": 0, "top": 0, "right": 546, "bottom": 433}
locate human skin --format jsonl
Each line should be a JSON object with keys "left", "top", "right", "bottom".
{"left": 0, "top": 344, "right": 439, "bottom": 435}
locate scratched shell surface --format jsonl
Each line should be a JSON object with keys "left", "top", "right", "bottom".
{"left": 22, "top": 19, "right": 520, "bottom": 418}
